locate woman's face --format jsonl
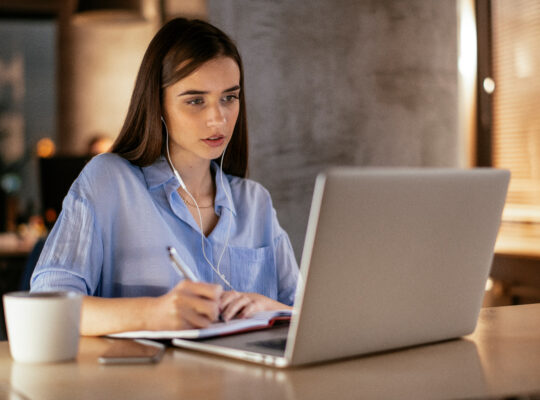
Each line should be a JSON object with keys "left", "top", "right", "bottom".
{"left": 162, "top": 56, "right": 241, "bottom": 165}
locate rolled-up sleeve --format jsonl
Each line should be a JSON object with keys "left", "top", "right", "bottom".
{"left": 31, "top": 182, "right": 103, "bottom": 295}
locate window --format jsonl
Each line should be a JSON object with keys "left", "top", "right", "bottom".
{"left": 479, "top": 0, "right": 540, "bottom": 215}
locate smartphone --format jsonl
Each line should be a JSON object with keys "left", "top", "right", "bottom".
{"left": 98, "top": 339, "right": 165, "bottom": 365}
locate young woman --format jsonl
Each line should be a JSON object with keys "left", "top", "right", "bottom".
{"left": 30, "top": 18, "right": 299, "bottom": 336}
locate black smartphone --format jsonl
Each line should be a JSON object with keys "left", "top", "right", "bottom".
{"left": 98, "top": 339, "right": 165, "bottom": 365}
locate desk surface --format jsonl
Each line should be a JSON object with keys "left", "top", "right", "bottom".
{"left": 1, "top": 304, "right": 540, "bottom": 400}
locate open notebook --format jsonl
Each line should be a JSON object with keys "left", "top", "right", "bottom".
{"left": 108, "top": 310, "right": 292, "bottom": 340}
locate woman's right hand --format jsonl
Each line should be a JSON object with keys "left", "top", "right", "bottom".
{"left": 146, "top": 280, "right": 222, "bottom": 331}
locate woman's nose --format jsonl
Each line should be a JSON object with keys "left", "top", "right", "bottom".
{"left": 206, "top": 104, "right": 227, "bottom": 128}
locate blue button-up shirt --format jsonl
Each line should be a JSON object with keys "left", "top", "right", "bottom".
{"left": 31, "top": 153, "right": 299, "bottom": 305}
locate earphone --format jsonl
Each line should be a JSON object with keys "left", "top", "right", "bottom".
{"left": 161, "top": 117, "right": 188, "bottom": 190}
{"left": 161, "top": 116, "right": 235, "bottom": 290}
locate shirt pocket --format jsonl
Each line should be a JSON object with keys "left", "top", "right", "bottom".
{"left": 226, "top": 245, "right": 278, "bottom": 300}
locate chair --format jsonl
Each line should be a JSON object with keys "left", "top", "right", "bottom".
{"left": 19, "top": 238, "right": 46, "bottom": 291}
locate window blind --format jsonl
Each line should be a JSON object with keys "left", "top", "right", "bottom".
{"left": 491, "top": 0, "right": 540, "bottom": 206}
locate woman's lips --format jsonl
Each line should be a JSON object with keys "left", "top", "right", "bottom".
{"left": 202, "top": 135, "right": 225, "bottom": 147}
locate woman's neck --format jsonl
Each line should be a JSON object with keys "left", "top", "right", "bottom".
{"left": 172, "top": 157, "right": 214, "bottom": 199}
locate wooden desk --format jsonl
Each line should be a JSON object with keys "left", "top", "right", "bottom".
{"left": 0, "top": 304, "right": 540, "bottom": 399}
{"left": 492, "top": 222, "right": 540, "bottom": 304}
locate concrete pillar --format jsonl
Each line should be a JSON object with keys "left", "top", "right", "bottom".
{"left": 164, "top": 0, "right": 207, "bottom": 20}
{"left": 57, "top": 2, "right": 160, "bottom": 154}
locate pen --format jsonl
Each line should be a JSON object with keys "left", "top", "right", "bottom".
{"left": 167, "top": 246, "right": 225, "bottom": 322}
{"left": 167, "top": 246, "right": 199, "bottom": 282}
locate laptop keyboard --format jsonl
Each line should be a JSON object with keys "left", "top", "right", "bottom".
{"left": 249, "top": 338, "right": 288, "bottom": 351}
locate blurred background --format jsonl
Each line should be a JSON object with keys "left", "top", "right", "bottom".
{"left": 0, "top": 0, "right": 539, "bottom": 318}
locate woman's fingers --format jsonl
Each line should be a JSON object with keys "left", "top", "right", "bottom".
{"left": 219, "top": 290, "right": 241, "bottom": 310}
{"left": 157, "top": 284, "right": 288, "bottom": 330}
{"left": 183, "top": 295, "right": 221, "bottom": 323}
{"left": 219, "top": 291, "right": 291, "bottom": 321}
{"left": 163, "top": 281, "right": 223, "bottom": 329}
{"left": 220, "top": 292, "right": 253, "bottom": 321}
{"left": 237, "top": 302, "right": 258, "bottom": 319}
{"left": 181, "top": 306, "right": 218, "bottom": 329}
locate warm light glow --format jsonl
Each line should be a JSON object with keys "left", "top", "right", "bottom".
{"left": 458, "top": 2, "right": 477, "bottom": 78}
{"left": 36, "top": 137, "right": 56, "bottom": 158}
{"left": 457, "top": 0, "right": 478, "bottom": 167}
{"left": 485, "top": 277, "right": 494, "bottom": 292}
{"left": 88, "top": 136, "right": 113, "bottom": 156}
{"left": 483, "top": 77, "right": 495, "bottom": 94}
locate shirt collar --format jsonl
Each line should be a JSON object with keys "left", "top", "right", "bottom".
{"left": 141, "top": 156, "right": 175, "bottom": 190}
{"left": 141, "top": 157, "right": 237, "bottom": 216}
{"left": 212, "top": 161, "right": 237, "bottom": 216}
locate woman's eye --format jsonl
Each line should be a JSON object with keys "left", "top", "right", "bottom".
{"left": 186, "top": 98, "right": 204, "bottom": 106}
{"left": 222, "top": 94, "right": 239, "bottom": 103}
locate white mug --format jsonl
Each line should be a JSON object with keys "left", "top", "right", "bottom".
{"left": 3, "top": 291, "right": 82, "bottom": 363}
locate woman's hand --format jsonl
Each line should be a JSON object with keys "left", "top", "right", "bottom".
{"left": 146, "top": 280, "right": 223, "bottom": 331}
{"left": 219, "top": 291, "right": 291, "bottom": 321}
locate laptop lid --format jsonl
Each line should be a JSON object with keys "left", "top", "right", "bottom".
{"left": 173, "top": 168, "right": 509, "bottom": 367}
{"left": 286, "top": 167, "right": 509, "bottom": 365}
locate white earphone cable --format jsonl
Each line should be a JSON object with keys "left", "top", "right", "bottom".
{"left": 163, "top": 118, "right": 234, "bottom": 290}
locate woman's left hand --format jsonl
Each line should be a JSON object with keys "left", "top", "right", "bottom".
{"left": 219, "top": 291, "right": 291, "bottom": 321}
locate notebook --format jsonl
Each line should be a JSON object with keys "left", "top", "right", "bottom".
{"left": 168, "top": 168, "right": 509, "bottom": 367}
{"left": 109, "top": 310, "right": 292, "bottom": 340}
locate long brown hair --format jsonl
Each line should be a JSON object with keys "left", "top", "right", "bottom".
{"left": 111, "top": 18, "right": 248, "bottom": 177}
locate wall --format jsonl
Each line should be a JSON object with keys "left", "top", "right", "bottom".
{"left": 208, "top": 0, "right": 459, "bottom": 258}
{"left": 58, "top": 9, "right": 159, "bottom": 154}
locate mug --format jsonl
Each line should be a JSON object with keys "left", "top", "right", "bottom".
{"left": 3, "top": 291, "right": 82, "bottom": 363}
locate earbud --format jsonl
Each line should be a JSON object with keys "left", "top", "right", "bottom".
{"left": 173, "top": 167, "right": 187, "bottom": 190}
{"left": 161, "top": 115, "right": 187, "bottom": 190}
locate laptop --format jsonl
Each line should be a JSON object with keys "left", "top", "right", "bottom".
{"left": 172, "top": 168, "right": 510, "bottom": 367}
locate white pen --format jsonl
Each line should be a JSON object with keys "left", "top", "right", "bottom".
{"left": 167, "top": 246, "right": 198, "bottom": 282}
{"left": 167, "top": 246, "right": 225, "bottom": 322}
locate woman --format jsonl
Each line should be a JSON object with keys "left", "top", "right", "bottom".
{"left": 30, "top": 18, "right": 299, "bottom": 336}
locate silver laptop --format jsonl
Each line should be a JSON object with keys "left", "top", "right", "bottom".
{"left": 173, "top": 168, "right": 510, "bottom": 367}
